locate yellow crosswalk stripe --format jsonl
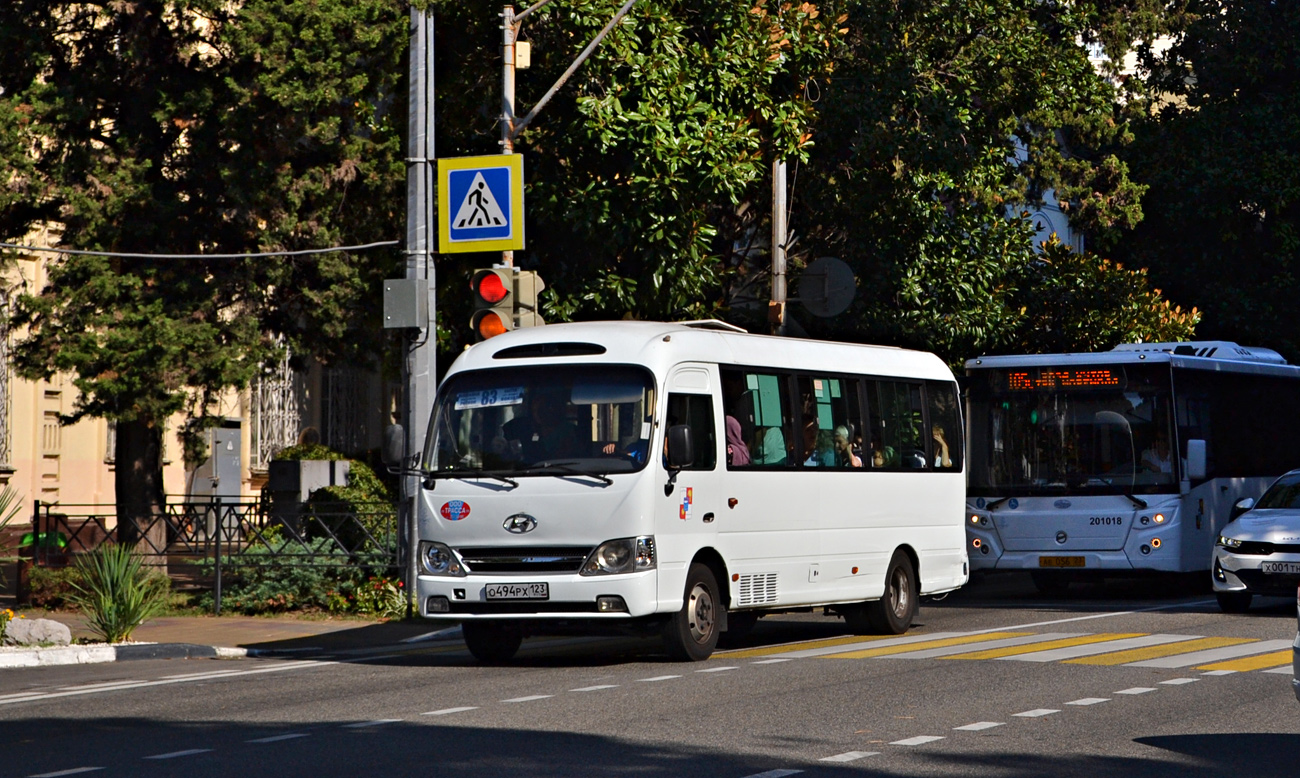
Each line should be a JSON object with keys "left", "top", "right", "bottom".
{"left": 824, "top": 632, "right": 1034, "bottom": 659}
{"left": 718, "top": 634, "right": 897, "bottom": 660}
{"left": 940, "top": 633, "right": 1146, "bottom": 661}
{"left": 1198, "top": 650, "right": 1294, "bottom": 672}
{"left": 1065, "top": 636, "right": 1254, "bottom": 666}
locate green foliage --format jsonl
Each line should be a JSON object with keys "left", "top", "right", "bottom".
{"left": 68, "top": 546, "right": 171, "bottom": 643}
{"left": 25, "top": 565, "right": 82, "bottom": 610}
{"left": 1117, "top": 0, "right": 1300, "bottom": 360}
{"left": 271, "top": 445, "right": 396, "bottom": 553}
{"left": 2, "top": 0, "right": 406, "bottom": 503}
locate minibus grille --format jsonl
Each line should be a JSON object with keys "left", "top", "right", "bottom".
{"left": 458, "top": 546, "right": 593, "bottom": 573}
{"left": 737, "top": 573, "right": 779, "bottom": 606}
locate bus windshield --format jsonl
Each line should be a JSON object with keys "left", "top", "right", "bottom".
{"left": 425, "top": 365, "right": 657, "bottom": 475}
{"left": 967, "top": 363, "right": 1175, "bottom": 496}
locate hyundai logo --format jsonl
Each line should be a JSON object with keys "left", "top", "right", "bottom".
{"left": 1056, "top": 531, "right": 1068, "bottom": 544}
{"left": 503, "top": 513, "right": 538, "bottom": 534}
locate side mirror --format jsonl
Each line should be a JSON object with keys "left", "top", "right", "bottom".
{"left": 1185, "top": 439, "right": 1207, "bottom": 480}
{"left": 383, "top": 424, "right": 405, "bottom": 467}
{"left": 1230, "top": 496, "right": 1255, "bottom": 522}
{"left": 666, "top": 424, "right": 695, "bottom": 470}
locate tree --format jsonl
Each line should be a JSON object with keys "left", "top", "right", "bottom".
{"left": 1, "top": 0, "right": 406, "bottom": 533}
{"left": 1116, "top": 0, "right": 1300, "bottom": 360}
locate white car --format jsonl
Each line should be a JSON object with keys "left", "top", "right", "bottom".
{"left": 1213, "top": 470, "right": 1300, "bottom": 613}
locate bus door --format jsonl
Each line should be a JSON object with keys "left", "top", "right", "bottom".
{"left": 655, "top": 366, "right": 723, "bottom": 600}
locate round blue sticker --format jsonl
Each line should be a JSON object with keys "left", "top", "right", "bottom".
{"left": 1008, "top": 498, "right": 1019, "bottom": 510}
{"left": 976, "top": 497, "right": 986, "bottom": 509}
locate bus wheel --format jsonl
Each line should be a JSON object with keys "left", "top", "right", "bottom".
{"left": 462, "top": 622, "right": 523, "bottom": 664}
{"left": 1216, "top": 590, "right": 1252, "bottom": 613}
{"left": 663, "top": 563, "right": 722, "bottom": 661}
{"left": 865, "top": 551, "right": 918, "bottom": 635}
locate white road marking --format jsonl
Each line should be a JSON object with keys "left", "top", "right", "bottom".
{"left": 752, "top": 658, "right": 794, "bottom": 664}
{"left": 953, "top": 722, "right": 1003, "bottom": 731}
{"left": 0, "top": 660, "right": 329, "bottom": 707}
{"left": 1116, "top": 687, "right": 1156, "bottom": 695}
{"left": 1000, "top": 634, "right": 1198, "bottom": 662}
{"left": 143, "top": 749, "right": 212, "bottom": 760}
{"left": 570, "top": 685, "right": 619, "bottom": 692}
{"left": 159, "top": 669, "right": 250, "bottom": 681}
{"left": 1066, "top": 698, "right": 1109, "bottom": 706}
{"left": 971, "top": 600, "right": 1217, "bottom": 634}
{"left": 781, "top": 632, "right": 966, "bottom": 659}
{"left": 740, "top": 770, "right": 803, "bottom": 778}
{"left": 1125, "top": 639, "right": 1294, "bottom": 668}
{"left": 819, "top": 751, "right": 878, "bottom": 762}
{"left": 891, "top": 735, "right": 945, "bottom": 746}
{"left": 1160, "top": 678, "right": 1199, "bottom": 685}
{"left": 28, "top": 769, "right": 104, "bottom": 777}
{"left": 1013, "top": 709, "right": 1059, "bottom": 718}
{"left": 343, "top": 719, "right": 402, "bottom": 728}
{"left": 1201, "top": 670, "right": 1237, "bottom": 676}
{"left": 502, "top": 695, "right": 553, "bottom": 703}
{"left": 1263, "top": 666, "right": 1295, "bottom": 675}
{"left": 56, "top": 681, "right": 145, "bottom": 692}
{"left": 637, "top": 675, "right": 681, "bottom": 682}
{"left": 247, "top": 733, "right": 310, "bottom": 743}
{"left": 423, "top": 706, "right": 479, "bottom": 715}
{"left": 697, "top": 666, "right": 738, "bottom": 673}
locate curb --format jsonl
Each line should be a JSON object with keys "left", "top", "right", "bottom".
{"left": 0, "top": 642, "right": 248, "bottom": 669}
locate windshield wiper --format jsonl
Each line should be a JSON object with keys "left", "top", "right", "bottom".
{"left": 422, "top": 469, "right": 519, "bottom": 489}
{"left": 1122, "top": 493, "right": 1148, "bottom": 509}
{"left": 524, "top": 462, "right": 614, "bottom": 486}
{"left": 985, "top": 497, "right": 1012, "bottom": 511}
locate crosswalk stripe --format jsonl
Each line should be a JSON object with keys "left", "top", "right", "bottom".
{"left": 750, "top": 632, "right": 970, "bottom": 660}
{"left": 941, "top": 633, "right": 1144, "bottom": 661}
{"left": 998, "top": 634, "right": 1198, "bottom": 662}
{"left": 824, "top": 632, "right": 1034, "bottom": 659}
{"left": 718, "top": 634, "right": 901, "bottom": 659}
{"left": 1065, "top": 637, "right": 1250, "bottom": 666}
{"left": 1262, "top": 666, "right": 1295, "bottom": 675}
{"left": 891, "top": 632, "right": 1080, "bottom": 659}
{"left": 1126, "top": 639, "right": 1291, "bottom": 668}
{"left": 1197, "top": 648, "right": 1295, "bottom": 672}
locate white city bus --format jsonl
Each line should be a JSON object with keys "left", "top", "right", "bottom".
{"left": 964, "top": 342, "right": 1300, "bottom": 591}
{"left": 400, "top": 320, "right": 968, "bottom": 662}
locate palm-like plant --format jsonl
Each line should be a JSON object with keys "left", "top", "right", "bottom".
{"left": 68, "top": 545, "right": 170, "bottom": 643}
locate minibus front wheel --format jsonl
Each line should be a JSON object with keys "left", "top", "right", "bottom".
{"left": 462, "top": 621, "right": 523, "bottom": 664}
{"left": 663, "top": 563, "right": 722, "bottom": 661}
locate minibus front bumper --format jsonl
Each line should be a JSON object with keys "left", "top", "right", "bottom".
{"left": 417, "top": 569, "right": 660, "bottom": 620}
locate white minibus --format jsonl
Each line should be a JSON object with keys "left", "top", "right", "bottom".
{"left": 398, "top": 320, "right": 968, "bottom": 662}
{"left": 965, "top": 341, "right": 1300, "bottom": 592}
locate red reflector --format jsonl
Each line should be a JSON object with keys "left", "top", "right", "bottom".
{"left": 475, "top": 273, "right": 509, "bottom": 303}
{"left": 477, "top": 312, "right": 508, "bottom": 339}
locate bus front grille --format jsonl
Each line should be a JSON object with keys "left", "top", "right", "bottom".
{"left": 458, "top": 546, "right": 593, "bottom": 574}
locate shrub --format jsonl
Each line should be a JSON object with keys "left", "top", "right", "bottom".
{"left": 26, "top": 565, "right": 82, "bottom": 609}
{"left": 69, "top": 545, "right": 171, "bottom": 643}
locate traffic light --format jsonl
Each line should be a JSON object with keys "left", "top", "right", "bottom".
{"left": 469, "top": 267, "right": 546, "bottom": 342}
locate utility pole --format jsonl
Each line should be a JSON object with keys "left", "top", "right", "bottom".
{"left": 402, "top": 6, "right": 436, "bottom": 612}
{"left": 770, "top": 159, "right": 788, "bottom": 336}
{"left": 500, "top": 5, "right": 517, "bottom": 268}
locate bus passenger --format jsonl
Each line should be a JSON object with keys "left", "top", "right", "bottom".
{"left": 726, "top": 416, "right": 751, "bottom": 466}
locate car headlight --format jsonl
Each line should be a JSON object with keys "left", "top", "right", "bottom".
{"left": 581, "top": 536, "right": 656, "bottom": 576}
{"left": 419, "top": 541, "right": 465, "bottom": 577}
{"left": 1217, "top": 535, "right": 1242, "bottom": 549}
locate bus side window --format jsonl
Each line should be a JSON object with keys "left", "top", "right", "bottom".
{"left": 927, "top": 381, "right": 962, "bottom": 470}
{"left": 796, "top": 374, "right": 865, "bottom": 468}
{"left": 722, "top": 369, "right": 792, "bottom": 467}
{"left": 665, "top": 393, "right": 717, "bottom": 470}
{"left": 872, "top": 381, "right": 927, "bottom": 469}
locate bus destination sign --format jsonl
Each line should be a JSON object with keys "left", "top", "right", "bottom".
{"left": 1005, "top": 368, "right": 1123, "bottom": 392}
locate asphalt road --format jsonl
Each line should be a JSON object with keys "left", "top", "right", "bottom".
{"left": 3, "top": 573, "right": 1297, "bottom": 778}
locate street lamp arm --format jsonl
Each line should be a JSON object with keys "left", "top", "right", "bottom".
{"left": 510, "top": 0, "right": 640, "bottom": 139}
{"left": 513, "top": 0, "right": 558, "bottom": 25}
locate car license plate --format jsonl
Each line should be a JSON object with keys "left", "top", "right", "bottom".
{"left": 1039, "top": 556, "right": 1086, "bottom": 568}
{"left": 1260, "top": 562, "right": 1300, "bottom": 575}
{"left": 485, "top": 582, "right": 549, "bottom": 600}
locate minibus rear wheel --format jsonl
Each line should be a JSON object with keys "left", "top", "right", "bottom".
{"left": 462, "top": 622, "right": 523, "bottom": 663}
{"left": 864, "top": 551, "right": 918, "bottom": 634}
{"left": 663, "top": 563, "right": 722, "bottom": 661}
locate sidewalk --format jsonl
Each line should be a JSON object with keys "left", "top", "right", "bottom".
{"left": 1, "top": 611, "right": 462, "bottom": 669}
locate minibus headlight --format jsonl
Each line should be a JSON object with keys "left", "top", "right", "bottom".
{"left": 419, "top": 541, "right": 465, "bottom": 577}
{"left": 582, "top": 536, "right": 656, "bottom": 576}
{"left": 1217, "top": 535, "right": 1242, "bottom": 549}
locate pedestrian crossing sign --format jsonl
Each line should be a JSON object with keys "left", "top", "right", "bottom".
{"left": 438, "top": 154, "right": 525, "bottom": 253}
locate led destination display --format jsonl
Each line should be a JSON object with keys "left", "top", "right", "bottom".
{"left": 1004, "top": 368, "right": 1124, "bottom": 392}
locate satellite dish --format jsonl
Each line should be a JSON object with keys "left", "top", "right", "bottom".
{"left": 797, "top": 257, "right": 856, "bottom": 318}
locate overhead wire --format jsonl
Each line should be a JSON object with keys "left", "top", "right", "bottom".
{"left": 0, "top": 240, "right": 400, "bottom": 260}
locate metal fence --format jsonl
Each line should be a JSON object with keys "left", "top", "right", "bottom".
{"left": 25, "top": 497, "right": 399, "bottom": 613}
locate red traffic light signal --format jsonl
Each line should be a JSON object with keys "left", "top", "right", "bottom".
{"left": 468, "top": 267, "right": 546, "bottom": 342}
{"left": 473, "top": 271, "right": 509, "bottom": 304}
